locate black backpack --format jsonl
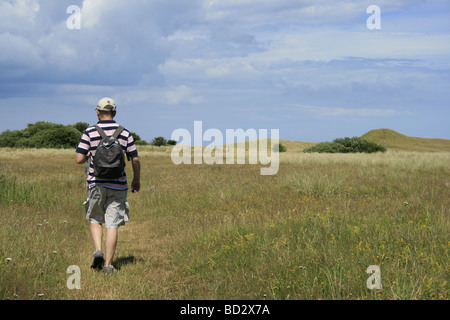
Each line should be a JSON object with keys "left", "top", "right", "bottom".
{"left": 93, "top": 125, "right": 126, "bottom": 179}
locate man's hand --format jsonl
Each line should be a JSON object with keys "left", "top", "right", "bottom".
{"left": 131, "top": 178, "right": 141, "bottom": 192}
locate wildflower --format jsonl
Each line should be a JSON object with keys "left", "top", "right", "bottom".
{"left": 244, "top": 233, "right": 255, "bottom": 240}
{"left": 403, "top": 201, "right": 408, "bottom": 206}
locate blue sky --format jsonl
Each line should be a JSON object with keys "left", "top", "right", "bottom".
{"left": 0, "top": 0, "right": 449, "bottom": 143}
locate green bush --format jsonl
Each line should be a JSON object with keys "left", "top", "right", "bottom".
{"left": 0, "top": 130, "right": 24, "bottom": 148}
{"left": 135, "top": 140, "right": 149, "bottom": 146}
{"left": 303, "top": 136, "right": 386, "bottom": 154}
{"left": 0, "top": 122, "right": 149, "bottom": 150}
{"left": 21, "top": 122, "right": 59, "bottom": 138}
{"left": 273, "top": 143, "right": 286, "bottom": 152}
{"left": 131, "top": 132, "right": 149, "bottom": 145}
{"left": 303, "top": 141, "right": 346, "bottom": 153}
{"left": 151, "top": 136, "right": 167, "bottom": 146}
{"left": 72, "top": 122, "right": 90, "bottom": 134}
{"left": 130, "top": 132, "right": 141, "bottom": 142}
{"left": 0, "top": 122, "right": 82, "bottom": 149}
{"left": 28, "top": 126, "right": 81, "bottom": 149}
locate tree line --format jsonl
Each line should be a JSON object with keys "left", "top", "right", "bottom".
{"left": 0, "top": 122, "right": 386, "bottom": 153}
{"left": 0, "top": 121, "right": 176, "bottom": 149}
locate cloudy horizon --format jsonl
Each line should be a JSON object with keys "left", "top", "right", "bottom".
{"left": 1, "top": 0, "right": 449, "bottom": 143}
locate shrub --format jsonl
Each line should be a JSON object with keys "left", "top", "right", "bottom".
{"left": 72, "top": 122, "right": 90, "bottom": 134}
{"left": 26, "top": 126, "right": 81, "bottom": 149}
{"left": 167, "top": 139, "right": 177, "bottom": 146}
{"left": 22, "top": 122, "right": 60, "bottom": 138}
{"left": 151, "top": 136, "right": 167, "bottom": 146}
{"left": 273, "top": 143, "right": 287, "bottom": 152}
{"left": 0, "top": 130, "right": 24, "bottom": 148}
{"left": 130, "top": 132, "right": 141, "bottom": 142}
{"left": 303, "top": 136, "right": 386, "bottom": 154}
{"left": 135, "top": 140, "right": 149, "bottom": 146}
{"left": 303, "top": 141, "right": 346, "bottom": 154}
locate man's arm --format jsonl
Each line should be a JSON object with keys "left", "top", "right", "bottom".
{"left": 131, "top": 156, "right": 141, "bottom": 192}
{"left": 76, "top": 129, "right": 91, "bottom": 164}
{"left": 76, "top": 152, "right": 89, "bottom": 164}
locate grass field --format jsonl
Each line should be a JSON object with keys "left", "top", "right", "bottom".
{"left": 0, "top": 136, "right": 449, "bottom": 300}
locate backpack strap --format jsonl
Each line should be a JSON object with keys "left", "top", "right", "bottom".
{"left": 95, "top": 125, "right": 108, "bottom": 140}
{"left": 95, "top": 125, "right": 129, "bottom": 160}
{"left": 112, "top": 125, "right": 125, "bottom": 140}
{"left": 112, "top": 126, "right": 130, "bottom": 161}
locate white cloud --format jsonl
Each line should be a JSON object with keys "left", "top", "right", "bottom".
{"left": 0, "top": 0, "right": 41, "bottom": 39}
{"left": 109, "top": 84, "right": 204, "bottom": 107}
{"left": 0, "top": 0, "right": 40, "bottom": 24}
{"left": 80, "top": 0, "right": 115, "bottom": 29}
{"left": 0, "top": 32, "right": 44, "bottom": 77}
{"left": 199, "top": 0, "right": 421, "bottom": 30}
{"left": 164, "top": 85, "right": 204, "bottom": 106}
{"left": 159, "top": 58, "right": 258, "bottom": 82}
{"left": 204, "top": 66, "right": 231, "bottom": 78}
{"left": 291, "top": 104, "right": 414, "bottom": 117}
{"left": 245, "top": 28, "right": 450, "bottom": 64}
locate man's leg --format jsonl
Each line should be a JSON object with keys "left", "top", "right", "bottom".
{"left": 86, "top": 186, "right": 107, "bottom": 270}
{"left": 90, "top": 222, "right": 105, "bottom": 269}
{"left": 90, "top": 223, "right": 103, "bottom": 252}
{"left": 105, "top": 228, "right": 118, "bottom": 266}
{"left": 103, "top": 188, "right": 127, "bottom": 271}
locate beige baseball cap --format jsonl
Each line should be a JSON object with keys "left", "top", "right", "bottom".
{"left": 97, "top": 97, "right": 117, "bottom": 111}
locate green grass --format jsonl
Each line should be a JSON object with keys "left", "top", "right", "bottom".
{"left": 0, "top": 146, "right": 449, "bottom": 300}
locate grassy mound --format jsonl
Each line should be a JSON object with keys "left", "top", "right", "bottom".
{"left": 361, "top": 129, "right": 450, "bottom": 152}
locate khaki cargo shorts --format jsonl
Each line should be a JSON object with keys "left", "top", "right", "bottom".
{"left": 84, "top": 185, "right": 130, "bottom": 229}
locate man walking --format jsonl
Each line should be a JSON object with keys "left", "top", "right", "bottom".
{"left": 76, "top": 97, "right": 141, "bottom": 274}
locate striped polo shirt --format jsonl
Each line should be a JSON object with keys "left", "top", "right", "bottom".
{"left": 76, "top": 120, "right": 138, "bottom": 190}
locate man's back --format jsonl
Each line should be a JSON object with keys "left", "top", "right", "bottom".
{"left": 76, "top": 120, "right": 138, "bottom": 190}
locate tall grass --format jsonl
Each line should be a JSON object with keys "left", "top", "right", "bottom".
{"left": 0, "top": 148, "right": 448, "bottom": 300}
